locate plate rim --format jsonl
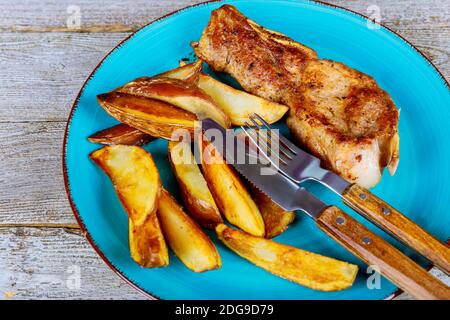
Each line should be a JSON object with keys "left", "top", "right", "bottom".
{"left": 62, "top": 0, "right": 448, "bottom": 300}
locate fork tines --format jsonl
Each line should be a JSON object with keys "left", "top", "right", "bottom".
{"left": 241, "top": 113, "right": 299, "bottom": 166}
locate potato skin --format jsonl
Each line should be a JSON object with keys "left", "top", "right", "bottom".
{"left": 216, "top": 224, "right": 358, "bottom": 292}
{"left": 157, "top": 189, "right": 221, "bottom": 272}
{"left": 97, "top": 92, "right": 196, "bottom": 141}
{"left": 123, "top": 60, "right": 203, "bottom": 87}
{"left": 176, "top": 181, "right": 223, "bottom": 229}
{"left": 88, "top": 123, "right": 153, "bottom": 146}
{"left": 198, "top": 136, "right": 265, "bottom": 237}
{"left": 157, "top": 60, "right": 203, "bottom": 83}
{"left": 250, "top": 187, "right": 295, "bottom": 238}
{"left": 118, "top": 77, "right": 231, "bottom": 129}
{"left": 168, "top": 141, "right": 223, "bottom": 229}
{"left": 93, "top": 61, "right": 205, "bottom": 143}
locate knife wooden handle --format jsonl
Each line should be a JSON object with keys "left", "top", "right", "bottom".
{"left": 316, "top": 206, "right": 450, "bottom": 300}
{"left": 342, "top": 184, "right": 450, "bottom": 275}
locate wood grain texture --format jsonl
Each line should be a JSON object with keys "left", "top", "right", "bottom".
{"left": 317, "top": 206, "right": 450, "bottom": 300}
{"left": 0, "top": 227, "right": 145, "bottom": 299}
{"left": 0, "top": 0, "right": 448, "bottom": 34}
{"left": 0, "top": 226, "right": 446, "bottom": 300}
{"left": 343, "top": 184, "right": 450, "bottom": 274}
{"left": 0, "top": 122, "right": 75, "bottom": 225}
{"left": 0, "top": 0, "right": 448, "bottom": 300}
{"left": 0, "top": 32, "right": 128, "bottom": 122}
{"left": 0, "top": 3, "right": 448, "bottom": 122}
{"left": 0, "top": 0, "right": 206, "bottom": 32}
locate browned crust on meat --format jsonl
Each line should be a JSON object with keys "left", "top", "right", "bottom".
{"left": 194, "top": 4, "right": 317, "bottom": 104}
{"left": 195, "top": 5, "right": 400, "bottom": 187}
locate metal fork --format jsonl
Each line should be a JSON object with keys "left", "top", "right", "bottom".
{"left": 241, "top": 113, "right": 450, "bottom": 275}
{"left": 241, "top": 113, "right": 348, "bottom": 193}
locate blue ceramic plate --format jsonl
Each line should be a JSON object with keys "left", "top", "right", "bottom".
{"left": 63, "top": 0, "right": 450, "bottom": 299}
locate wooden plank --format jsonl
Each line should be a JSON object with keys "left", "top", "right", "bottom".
{"left": 0, "top": 120, "right": 448, "bottom": 299}
{"left": 0, "top": 121, "right": 76, "bottom": 225}
{"left": 0, "top": 32, "right": 129, "bottom": 122}
{"left": 0, "top": 0, "right": 205, "bottom": 32}
{"left": 0, "top": 226, "right": 447, "bottom": 299}
{"left": 0, "top": 30, "right": 448, "bottom": 122}
{"left": 0, "top": 1, "right": 447, "bottom": 122}
{"left": 0, "top": 3, "right": 448, "bottom": 223}
{"left": 0, "top": 226, "right": 145, "bottom": 299}
{"left": 0, "top": 0, "right": 448, "bottom": 32}
{"left": 0, "top": 0, "right": 448, "bottom": 300}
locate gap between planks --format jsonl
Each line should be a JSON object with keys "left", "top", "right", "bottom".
{"left": 0, "top": 223, "right": 80, "bottom": 229}
{"left": 0, "top": 24, "right": 136, "bottom": 33}
{"left": 0, "top": 120, "right": 68, "bottom": 124}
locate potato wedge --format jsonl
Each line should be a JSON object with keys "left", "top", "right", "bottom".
{"left": 118, "top": 77, "right": 231, "bottom": 128}
{"left": 129, "top": 213, "right": 169, "bottom": 267}
{"left": 126, "top": 60, "right": 203, "bottom": 88}
{"left": 198, "top": 136, "right": 265, "bottom": 237}
{"left": 97, "top": 92, "right": 197, "bottom": 140}
{"left": 197, "top": 73, "right": 288, "bottom": 125}
{"left": 157, "top": 60, "right": 202, "bottom": 83}
{"left": 88, "top": 123, "right": 153, "bottom": 146}
{"left": 387, "top": 132, "right": 400, "bottom": 175}
{"left": 168, "top": 140, "right": 223, "bottom": 229}
{"left": 232, "top": 132, "right": 295, "bottom": 238}
{"left": 250, "top": 187, "right": 295, "bottom": 238}
{"left": 157, "top": 189, "right": 221, "bottom": 272}
{"left": 90, "top": 145, "right": 161, "bottom": 227}
{"left": 216, "top": 224, "right": 358, "bottom": 291}
{"left": 90, "top": 145, "right": 168, "bottom": 267}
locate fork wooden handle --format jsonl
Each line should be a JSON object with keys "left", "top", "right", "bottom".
{"left": 342, "top": 184, "right": 450, "bottom": 275}
{"left": 317, "top": 206, "right": 450, "bottom": 300}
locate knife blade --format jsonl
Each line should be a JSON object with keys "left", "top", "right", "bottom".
{"left": 202, "top": 117, "right": 450, "bottom": 276}
{"left": 200, "top": 118, "right": 450, "bottom": 299}
{"left": 202, "top": 118, "right": 356, "bottom": 218}
{"left": 202, "top": 118, "right": 324, "bottom": 217}
{"left": 202, "top": 118, "right": 349, "bottom": 194}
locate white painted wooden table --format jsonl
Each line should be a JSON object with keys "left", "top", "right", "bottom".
{"left": 0, "top": 0, "right": 448, "bottom": 300}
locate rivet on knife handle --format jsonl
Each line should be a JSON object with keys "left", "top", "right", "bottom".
{"left": 316, "top": 206, "right": 450, "bottom": 300}
{"left": 342, "top": 184, "right": 450, "bottom": 275}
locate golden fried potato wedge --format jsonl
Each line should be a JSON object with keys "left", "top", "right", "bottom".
{"left": 122, "top": 61, "right": 203, "bottom": 88}
{"left": 97, "top": 92, "right": 197, "bottom": 140}
{"left": 157, "top": 189, "right": 221, "bottom": 272}
{"left": 168, "top": 140, "right": 223, "bottom": 229}
{"left": 387, "top": 132, "right": 400, "bottom": 175}
{"left": 129, "top": 213, "right": 169, "bottom": 267}
{"left": 216, "top": 224, "right": 358, "bottom": 291}
{"left": 88, "top": 123, "right": 153, "bottom": 146}
{"left": 197, "top": 73, "right": 288, "bottom": 125}
{"left": 233, "top": 132, "right": 294, "bottom": 237}
{"left": 90, "top": 145, "right": 161, "bottom": 227}
{"left": 118, "top": 77, "right": 231, "bottom": 128}
{"left": 198, "top": 136, "right": 265, "bottom": 237}
{"left": 157, "top": 60, "right": 202, "bottom": 83}
{"left": 250, "top": 187, "right": 295, "bottom": 238}
{"left": 90, "top": 145, "right": 168, "bottom": 267}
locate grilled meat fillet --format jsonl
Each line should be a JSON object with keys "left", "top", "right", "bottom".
{"left": 194, "top": 5, "right": 400, "bottom": 188}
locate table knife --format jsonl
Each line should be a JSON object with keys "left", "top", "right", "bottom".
{"left": 205, "top": 117, "right": 450, "bottom": 275}
{"left": 201, "top": 119, "right": 450, "bottom": 299}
